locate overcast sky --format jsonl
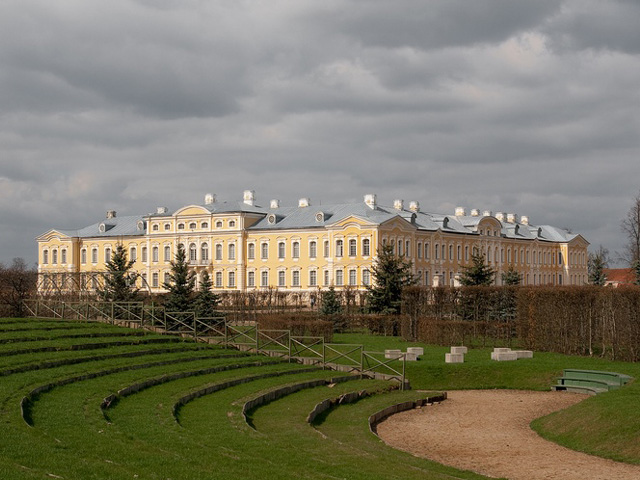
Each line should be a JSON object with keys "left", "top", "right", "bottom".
{"left": 1, "top": 0, "right": 639, "bottom": 267}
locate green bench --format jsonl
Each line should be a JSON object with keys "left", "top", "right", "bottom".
{"left": 553, "top": 369, "right": 633, "bottom": 395}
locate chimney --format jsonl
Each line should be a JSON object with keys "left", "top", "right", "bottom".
{"left": 483, "top": 210, "right": 492, "bottom": 217}
{"left": 455, "top": 207, "right": 466, "bottom": 216}
{"left": 156, "top": 206, "right": 168, "bottom": 214}
{"left": 495, "top": 212, "right": 505, "bottom": 222}
{"left": 298, "top": 198, "right": 310, "bottom": 208}
{"left": 106, "top": 210, "right": 116, "bottom": 219}
{"left": 270, "top": 199, "right": 280, "bottom": 209}
{"left": 364, "top": 194, "right": 377, "bottom": 209}
{"left": 243, "top": 190, "right": 255, "bottom": 206}
{"left": 393, "top": 199, "right": 404, "bottom": 210}
{"left": 204, "top": 193, "right": 216, "bottom": 205}
{"left": 521, "top": 215, "right": 529, "bottom": 225}
{"left": 470, "top": 209, "right": 480, "bottom": 217}
{"left": 409, "top": 201, "right": 420, "bottom": 212}
{"left": 507, "top": 213, "right": 518, "bottom": 223}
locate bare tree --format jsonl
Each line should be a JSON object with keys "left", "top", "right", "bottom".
{"left": 621, "top": 191, "right": 640, "bottom": 266}
{"left": 0, "top": 258, "right": 38, "bottom": 317}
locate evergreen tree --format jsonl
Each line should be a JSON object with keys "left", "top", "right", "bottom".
{"left": 501, "top": 265, "right": 521, "bottom": 286}
{"left": 193, "top": 271, "right": 220, "bottom": 318}
{"left": 459, "top": 253, "right": 495, "bottom": 286}
{"left": 588, "top": 246, "right": 609, "bottom": 286}
{"left": 320, "top": 285, "right": 342, "bottom": 316}
{"left": 163, "top": 244, "right": 196, "bottom": 312}
{"left": 98, "top": 244, "right": 138, "bottom": 301}
{"left": 366, "top": 243, "right": 417, "bottom": 314}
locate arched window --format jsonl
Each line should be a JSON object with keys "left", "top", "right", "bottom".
{"left": 292, "top": 241, "right": 300, "bottom": 258}
{"left": 349, "top": 239, "right": 357, "bottom": 256}
{"left": 43, "top": 250, "right": 49, "bottom": 264}
{"left": 362, "top": 269, "right": 371, "bottom": 285}
{"left": 309, "top": 241, "right": 317, "bottom": 258}
{"left": 152, "top": 246, "right": 159, "bottom": 262}
{"left": 247, "top": 243, "right": 255, "bottom": 259}
{"left": 215, "top": 272, "right": 223, "bottom": 287}
{"left": 228, "top": 243, "right": 236, "bottom": 260}
{"left": 105, "top": 247, "right": 111, "bottom": 263}
{"left": 215, "top": 244, "right": 222, "bottom": 260}
{"left": 164, "top": 245, "right": 171, "bottom": 262}
{"left": 141, "top": 247, "right": 147, "bottom": 263}
{"left": 164, "top": 223, "right": 171, "bottom": 231}
{"left": 152, "top": 224, "right": 159, "bottom": 231}
{"left": 178, "top": 223, "right": 185, "bottom": 230}
{"left": 152, "top": 272, "right": 159, "bottom": 287}
{"left": 130, "top": 247, "right": 137, "bottom": 262}
{"left": 309, "top": 270, "right": 317, "bottom": 286}
{"left": 278, "top": 242, "right": 285, "bottom": 259}
{"left": 261, "top": 242, "right": 268, "bottom": 260}
{"left": 189, "top": 243, "right": 197, "bottom": 262}
{"left": 61, "top": 249, "right": 67, "bottom": 264}
{"left": 201, "top": 222, "right": 208, "bottom": 229}
{"left": 228, "top": 271, "right": 236, "bottom": 287}
{"left": 216, "top": 221, "right": 222, "bottom": 228}
{"left": 189, "top": 222, "right": 196, "bottom": 229}
{"left": 335, "top": 240, "right": 343, "bottom": 257}
{"left": 362, "top": 238, "right": 370, "bottom": 256}
{"left": 201, "top": 243, "right": 209, "bottom": 261}
{"left": 92, "top": 248, "right": 98, "bottom": 263}
{"left": 52, "top": 249, "right": 58, "bottom": 264}
{"left": 81, "top": 249, "right": 87, "bottom": 264}
{"left": 229, "top": 220, "right": 236, "bottom": 228}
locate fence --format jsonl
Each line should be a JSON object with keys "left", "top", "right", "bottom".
{"left": 22, "top": 299, "right": 407, "bottom": 388}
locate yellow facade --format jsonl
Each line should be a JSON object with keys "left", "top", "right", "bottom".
{"left": 36, "top": 192, "right": 590, "bottom": 297}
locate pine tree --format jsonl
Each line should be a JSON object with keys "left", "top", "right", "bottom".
{"left": 459, "top": 253, "right": 495, "bottom": 286}
{"left": 366, "top": 243, "right": 417, "bottom": 314}
{"left": 588, "top": 246, "right": 608, "bottom": 286}
{"left": 98, "top": 244, "right": 138, "bottom": 301}
{"left": 193, "top": 270, "right": 220, "bottom": 318}
{"left": 501, "top": 265, "right": 521, "bottom": 286}
{"left": 163, "top": 244, "right": 196, "bottom": 312}
{"left": 320, "top": 285, "right": 342, "bottom": 316}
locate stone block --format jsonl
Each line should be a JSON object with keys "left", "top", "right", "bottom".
{"left": 385, "top": 349, "right": 402, "bottom": 359}
{"left": 492, "top": 352, "right": 518, "bottom": 361}
{"left": 404, "top": 352, "right": 418, "bottom": 361}
{"left": 445, "top": 353, "right": 464, "bottom": 363}
{"left": 407, "top": 347, "right": 424, "bottom": 356}
{"left": 514, "top": 350, "right": 533, "bottom": 359}
{"left": 450, "top": 346, "right": 468, "bottom": 354}
{"left": 493, "top": 347, "right": 512, "bottom": 354}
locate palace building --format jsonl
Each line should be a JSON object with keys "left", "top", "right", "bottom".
{"left": 36, "top": 191, "right": 589, "bottom": 296}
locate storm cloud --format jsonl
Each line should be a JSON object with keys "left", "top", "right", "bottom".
{"left": 0, "top": 0, "right": 638, "bottom": 265}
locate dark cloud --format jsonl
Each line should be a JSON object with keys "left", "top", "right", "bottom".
{"left": 0, "top": 1, "right": 638, "bottom": 265}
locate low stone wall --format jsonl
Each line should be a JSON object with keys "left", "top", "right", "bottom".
{"left": 368, "top": 393, "right": 448, "bottom": 435}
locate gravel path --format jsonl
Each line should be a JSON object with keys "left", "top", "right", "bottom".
{"left": 377, "top": 390, "right": 640, "bottom": 480}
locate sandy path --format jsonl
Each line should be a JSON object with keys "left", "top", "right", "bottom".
{"left": 377, "top": 390, "right": 640, "bottom": 480}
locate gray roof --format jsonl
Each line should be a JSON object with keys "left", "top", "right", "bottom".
{"left": 61, "top": 215, "right": 147, "bottom": 238}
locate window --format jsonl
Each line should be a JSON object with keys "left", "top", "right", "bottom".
{"left": 201, "top": 222, "right": 208, "bottom": 229}
{"left": 349, "top": 269, "right": 357, "bottom": 286}
{"left": 261, "top": 271, "right": 269, "bottom": 287}
{"left": 215, "top": 272, "right": 223, "bottom": 287}
{"left": 152, "top": 246, "right": 159, "bottom": 262}
{"left": 349, "top": 239, "right": 357, "bottom": 256}
{"left": 229, "top": 220, "right": 236, "bottom": 228}
{"left": 189, "top": 222, "right": 196, "bottom": 229}
{"left": 92, "top": 248, "right": 98, "bottom": 263}
{"left": 457, "top": 245, "right": 461, "bottom": 261}
{"left": 247, "top": 271, "right": 255, "bottom": 287}
{"left": 43, "top": 250, "right": 49, "bottom": 264}
{"left": 105, "top": 248, "right": 111, "bottom": 263}
{"left": 228, "top": 243, "right": 236, "bottom": 261}
{"left": 261, "top": 242, "right": 268, "bottom": 260}
{"left": 309, "top": 270, "right": 317, "bottom": 287}
{"left": 52, "top": 250, "right": 58, "bottom": 264}
{"left": 278, "top": 271, "right": 285, "bottom": 287}
{"left": 141, "top": 273, "right": 147, "bottom": 287}
{"left": 201, "top": 243, "right": 209, "bottom": 261}
{"left": 405, "top": 240, "right": 410, "bottom": 257}
{"left": 189, "top": 243, "right": 197, "bottom": 262}
{"left": 152, "top": 272, "right": 159, "bottom": 288}
{"left": 397, "top": 240, "right": 403, "bottom": 256}
{"left": 164, "top": 272, "right": 170, "bottom": 285}
{"left": 141, "top": 247, "right": 147, "bottom": 263}
{"left": 362, "top": 269, "right": 371, "bottom": 286}
{"left": 425, "top": 242, "right": 430, "bottom": 260}
{"left": 164, "top": 245, "right": 171, "bottom": 262}
{"left": 80, "top": 249, "right": 86, "bottom": 264}
{"left": 292, "top": 241, "right": 300, "bottom": 259}
{"left": 449, "top": 245, "right": 453, "bottom": 261}
{"left": 324, "top": 240, "right": 330, "bottom": 257}
{"left": 164, "top": 223, "right": 171, "bottom": 231}
{"left": 417, "top": 243, "right": 422, "bottom": 259}
{"left": 152, "top": 224, "right": 159, "bottom": 231}
{"left": 323, "top": 270, "right": 330, "bottom": 286}
{"left": 216, "top": 221, "right": 222, "bottom": 228}
{"left": 228, "top": 271, "right": 235, "bottom": 287}
{"left": 362, "top": 238, "right": 370, "bottom": 256}
{"left": 292, "top": 270, "right": 300, "bottom": 287}
{"left": 278, "top": 242, "right": 285, "bottom": 259}
{"left": 441, "top": 244, "right": 445, "bottom": 260}
{"left": 248, "top": 243, "right": 255, "bottom": 260}
{"left": 434, "top": 244, "right": 439, "bottom": 260}
{"left": 309, "top": 241, "right": 317, "bottom": 258}
{"left": 215, "top": 244, "right": 222, "bottom": 261}
{"left": 130, "top": 247, "right": 137, "bottom": 262}
{"left": 178, "top": 223, "right": 185, "bottom": 230}
{"left": 335, "top": 269, "right": 343, "bottom": 286}
{"left": 335, "top": 240, "right": 343, "bottom": 257}
{"left": 60, "top": 249, "right": 67, "bottom": 264}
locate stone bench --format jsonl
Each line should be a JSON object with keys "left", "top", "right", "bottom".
{"left": 384, "top": 349, "right": 402, "bottom": 360}
{"left": 450, "top": 346, "right": 467, "bottom": 355}
{"left": 445, "top": 353, "right": 464, "bottom": 363}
